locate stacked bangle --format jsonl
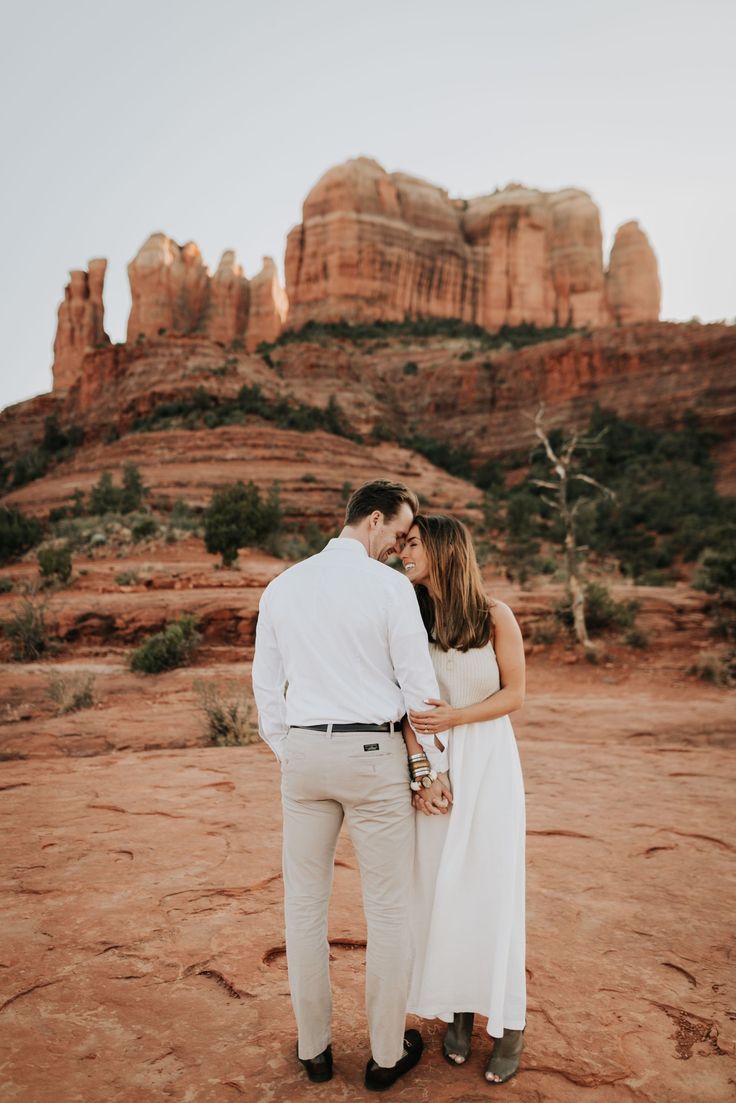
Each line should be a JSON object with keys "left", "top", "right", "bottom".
{"left": 408, "top": 752, "right": 437, "bottom": 791}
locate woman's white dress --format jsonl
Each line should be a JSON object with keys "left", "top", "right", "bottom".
{"left": 408, "top": 641, "right": 526, "bottom": 1038}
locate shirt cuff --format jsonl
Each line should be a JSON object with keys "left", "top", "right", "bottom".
{"left": 417, "top": 730, "right": 449, "bottom": 774}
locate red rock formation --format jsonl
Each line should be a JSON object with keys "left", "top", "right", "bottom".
{"left": 606, "top": 221, "right": 661, "bottom": 324}
{"left": 285, "top": 158, "right": 660, "bottom": 331}
{"left": 126, "top": 238, "right": 286, "bottom": 349}
{"left": 246, "top": 257, "right": 288, "bottom": 350}
{"left": 126, "top": 233, "right": 210, "bottom": 341}
{"left": 207, "top": 250, "right": 250, "bottom": 345}
{"left": 52, "top": 260, "right": 109, "bottom": 392}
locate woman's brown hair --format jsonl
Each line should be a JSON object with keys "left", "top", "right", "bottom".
{"left": 413, "top": 514, "right": 493, "bottom": 651}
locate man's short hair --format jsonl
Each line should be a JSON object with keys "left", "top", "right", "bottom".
{"left": 344, "top": 479, "right": 419, "bottom": 526}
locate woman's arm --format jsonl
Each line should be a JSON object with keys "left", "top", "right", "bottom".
{"left": 408, "top": 601, "right": 525, "bottom": 733}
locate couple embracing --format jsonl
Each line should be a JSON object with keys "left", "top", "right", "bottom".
{"left": 252, "top": 479, "right": 526, "bottom": 1090}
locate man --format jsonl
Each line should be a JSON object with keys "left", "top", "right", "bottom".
{"left": 252, "top": 479, "right": 450, "bottom": 1091}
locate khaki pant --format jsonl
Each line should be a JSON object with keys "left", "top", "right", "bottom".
{"left": 280, "top": 725, "right": 414, "bottom": 1067}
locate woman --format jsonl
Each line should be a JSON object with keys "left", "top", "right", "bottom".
{"left": 400, "top": 514, "right": 527, "bottom": 1085}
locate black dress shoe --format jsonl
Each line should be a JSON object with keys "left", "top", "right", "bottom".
{"left": 364, "top": 1029, "right": 423, "bottom": 1092}
{"left": 297, "top": 1043, "right": 333, "bottom": 1083}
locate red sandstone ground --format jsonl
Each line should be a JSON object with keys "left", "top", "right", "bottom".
{"left": 1, "top": 530, "right": 734, "bottom": 1103}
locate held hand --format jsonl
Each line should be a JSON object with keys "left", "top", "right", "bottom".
{"left": 414, "top": 775, "right": 453, "bottom": 816}
{"left": 409, "top": 698, "right": 457, "bottom": 735}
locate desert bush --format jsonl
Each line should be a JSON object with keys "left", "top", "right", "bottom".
{"left": 402, "top": 361, "right": 418, "bottom": 375}
{"left": 88, "top": 464, "right": 147, "bottom": 515}
{"left": 624, "top": 627, "right": 650, "bottom": 649}
{"left": 130, "top": 615, "right": 200, "bottom": 674}
{"left": 204, "top": 481, "right": 282, "bottom": 567}
{"left": 193, "top": 680, "right": 258, "bottom": 746}
{"left": 6, "top": 418, "right": 84, "bottom": 491}
{"left": 301, "top": 473, "right": 318, "bottom": 483}
{"left": 2, "top": 597, "right": 48, "bottom": 660}
{"left": 0, "top": 506, "right": 44, "bottom": 564}
{"left": 531, "top": 617, "right": 560, "bottom": 645}
{"left": 169, "top": 499, "right": 202, "bottom": 532}
{"left": 687, "top": 649, "right": 736, "bottom": 687}
{"left": 37, "top": 544, "right": 72, "bottom": 584}
{"left": 555, "top": 583, "right": 639, "bottom": 634}
{"left": 115, "top": 570, "right": 139, "bottom": 586}
{"left": 0, "top": 577, "right": 13, "bottom": 593}
{"left": 131, "top": 516, "right": 157, "bottom": 542}
{"left": 257, "top": 318, "right": 577, "bottom": 351}
{"left": 401, "top": 435, "right": 474, "bottom": 481}
{"left": 46, "top": 670, "right": 96, "bottom": 714}
{"left": 88, "top": 471, "right": 120, "bottom": 514}
{"left": 265, "top": 522, "right": 333, "bottom": 560}
{"left": 132, "top": 384, "right": 356, "bottom": 440}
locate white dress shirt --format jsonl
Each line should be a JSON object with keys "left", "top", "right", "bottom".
{"left": 252, "top": 537, "right": 448, "bottom": 771}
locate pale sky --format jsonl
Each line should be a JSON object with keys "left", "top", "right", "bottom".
{"left": 1, "top": 0, "right": 734, "bottom": 412}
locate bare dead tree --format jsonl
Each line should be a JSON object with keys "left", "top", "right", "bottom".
{"left": 526, "top": 405, "right": 615, "bottom": 653}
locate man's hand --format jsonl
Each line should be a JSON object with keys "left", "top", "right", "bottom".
{"left": 413, "top": 772, "right": 453, "bottom": 816}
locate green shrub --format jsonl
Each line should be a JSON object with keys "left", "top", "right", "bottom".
{"left": 88, "top": 471, "right": 120, "bottom": 514}
{"left": 624, "top": 627, "right": 649, "bottom": 649}
{"left": 401, "top": 435, "right": 474, "bottom": 480}
{"left": 194, "top": 679, "right": 257, "bottom": 746}
{"left": 132, "top": 384, "right": 356, "bottom": 440}
{"left": 257, "top": 318, "right": 578, "bottom": 351}
{"left": 555, "top": 583, "right": 639, "bottom": 634}
{"left": 88, "top": 464, "right": 147, "bottom": 515}
{"left": 0, "top": 577, "right": 13, "bottom": 593}
{"left": 115, "top": 571, "right": 139, "bottom": 586}
{"left": 204, "top": 481, "right": 282, "bottom": 567}
{"left": 131, "top": 517, "right": 157, "bottom": 542}
{"left": 46, "top": 670, "right": 95, "bottom": 714}
{"left": 0, "top": 506, "right": 43, "bottom": 564}
{"left": 37, "top": 544, "right": 72, "bottom": 583}
{"left": 459, "top": 349, "right": 474, "bottom": 361}
{"left": 265, "top": 522, "right": 333, "bottom": 560}
{"left": 301, "top": 473, "right": 318, "bottom": 483}
{"left": 687, "top": 649, "right": 735, "bottom": 687}
{"left": 403, "top": 361, "right": 418, "bottom": 375}
{"left": 584, "top": 583, "right": 639, "bottom": 630}
{"left": 169, "top": 499, "right": 202, "bottom": 532}
{"left": 130, "top": 615, "right": 200, "bottom": 674}
{"left": 9, "top": 421, "right": 84, "bottom": 490}
{"left": 532, "top": 618, "right": 560, "bottom": 645}
{"left": 2, "top": 597, "right": 48, "bottom": 660}
{"left": 120, "top": 463, "right": 147, "bottom": 513}
{"left": 11, "top": 450, "right": 49, "bottom": 487}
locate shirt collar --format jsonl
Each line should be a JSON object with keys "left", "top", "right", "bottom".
{"left": 323, "top": 537, "right": 368, "bottom": 557}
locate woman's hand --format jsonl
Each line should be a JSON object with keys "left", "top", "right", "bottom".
{"left": 413, "top": 773, "right": 453, "bottom": 816}
{"left": 409, "top": 698, "right": 458, "bottom": 735}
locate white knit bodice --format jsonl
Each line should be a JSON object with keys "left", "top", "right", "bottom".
{"left": 428, "top": 641, "right": 500, "bottom": 709}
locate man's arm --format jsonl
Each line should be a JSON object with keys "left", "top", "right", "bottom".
{"left": 388, "top": 578, "right": 449, "bottom": 773}
{"left": 251, "top": 588, "right": 288, "bottom": 762}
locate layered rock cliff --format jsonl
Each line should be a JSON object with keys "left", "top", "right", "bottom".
{"left": 49, "top": 158, "right": 662, "bottom": 397}
{"left": 52, "top": 260, "right": 110, "bottom": 393}
{"left": 285, "top": 157, "right": 661, "bottom": 329}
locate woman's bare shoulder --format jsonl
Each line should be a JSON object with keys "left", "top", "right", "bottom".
{"left": 490, "top": 600, "right": 522, "bottom": 634}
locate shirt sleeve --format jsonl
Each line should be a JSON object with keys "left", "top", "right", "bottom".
{"left": 387, "top": 577, "right": 449, "bottom": 773}
{"left": 251, "top": 586, "right": 288, "bottom": 762}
